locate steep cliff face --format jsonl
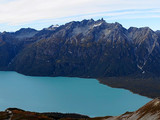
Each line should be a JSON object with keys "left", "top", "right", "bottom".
{"left": 0, "top": 19, "right": 160, "bottom": 77}
{"left": 128, "top": 27, "right": 160, "bottom": 75}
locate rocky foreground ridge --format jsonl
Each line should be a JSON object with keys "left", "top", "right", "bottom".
{"left": 0, "top": 108, "right": 89, "bottom": 120}
{"left": 1, "top": 98, "right": 160, "bottom": 120}
{"left": 105, "top": 98, "right": 160, "bottom": 120}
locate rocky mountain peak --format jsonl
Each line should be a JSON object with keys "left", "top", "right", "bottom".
{"left": 1, "top": 19, "right": 160, "bottom": 78}
{"left": 114, "top": 22, "right": 123, "bottom": 27}
{"left": 156, "top": 30, "right": 160, "bottom": 34}
{"left": 13, "top": 28, "right": 38, "bottom": 39}
{"left": 16, "top": 28, "right": 37, "bottom": 32}
{"left": 46, "top": 24, "right": 60, "bottom": 30}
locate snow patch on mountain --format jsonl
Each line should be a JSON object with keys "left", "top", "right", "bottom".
{"left": 92, "top": 22, "right": 102, "bottom": 28}
{"left": 46, "top": 24, "right": 59, "bottom": 30}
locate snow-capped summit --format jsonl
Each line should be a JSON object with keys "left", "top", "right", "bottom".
{"left": 45, "top": 24, "right": 60, "bottom": 30}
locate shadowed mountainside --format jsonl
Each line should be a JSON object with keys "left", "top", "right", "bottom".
{"left": 1, "top": 19, "right": 160, "bottom": 98}
{"left": 0, "top": 19, "right": 159, "bottom": 77}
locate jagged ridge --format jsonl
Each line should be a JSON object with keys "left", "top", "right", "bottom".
{"left": 0, "top": 19, "right": 160, "bottom": 77}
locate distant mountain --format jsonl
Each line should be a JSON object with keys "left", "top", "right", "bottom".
{"left": 45, "top": 24, "right": 60, "bottom": 30}
{"left": 12, "top": 28, "right": 38, "bottom": 39}
{"left": 2, "top": 19, "right": 159, "bottom": 78}
{"left": 0, "top": 28, "right": 38, "bottom": 70}
{"left": 0, "top": 19, "right": 159, "bottom": 77}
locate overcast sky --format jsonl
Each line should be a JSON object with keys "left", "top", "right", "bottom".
{"left": 0, "top": 0, "right": 160, "bottom": 32}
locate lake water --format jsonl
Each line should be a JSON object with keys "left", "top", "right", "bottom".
{"left": 0, "top": 71, "right": 151, "bottom": 117}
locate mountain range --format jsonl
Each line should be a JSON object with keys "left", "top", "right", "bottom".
{"left": 1, "top": 19, "right": 160, "bottom": 77}
{"left": 1, "top": 19, "right": 160, "bottom": 98}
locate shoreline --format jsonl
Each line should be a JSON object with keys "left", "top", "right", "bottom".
{"left": 0, "top": 70, "right": 159, "bottom": 99}
{"left": 97, "top": 79, "right": 153, "bottom": 99}
{"left": 97, "top": 77, "right": 160, "bottom": 99}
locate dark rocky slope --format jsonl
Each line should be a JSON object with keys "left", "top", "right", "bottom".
{"left": 6, "top": 19, "right": 160, "bottom": 78}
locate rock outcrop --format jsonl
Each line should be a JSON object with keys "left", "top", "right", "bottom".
{"left": 1, "top": 99, "right": 160, "bottom": 120}
{"left": 103, "top": 98, "right": 160, "bottom": 120}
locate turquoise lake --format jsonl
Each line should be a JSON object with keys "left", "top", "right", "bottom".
{"left": 0, "top": 71, "right": 151, "bottom": 117}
